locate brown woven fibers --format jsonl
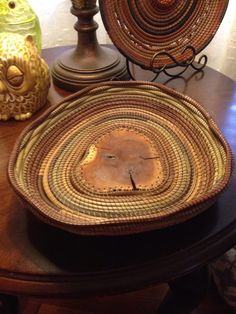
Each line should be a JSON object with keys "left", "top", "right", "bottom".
{"left": 99, "top": 0, "right": 229, "bottom": 70}
{"left": 8, "top": 81, "right": 232, "bottom": 236}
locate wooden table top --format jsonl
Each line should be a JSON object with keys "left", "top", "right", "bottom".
{"left": 0, "top": 46, "right": 236, "bottom": 298}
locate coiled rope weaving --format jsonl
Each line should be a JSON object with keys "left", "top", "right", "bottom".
{"left": 9, "top": 82, "right": 232, "bottom": 235}
{"left": 99, "top": 0, "right": 229, "bottom": 69}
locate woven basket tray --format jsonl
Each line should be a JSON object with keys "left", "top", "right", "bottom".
{"left": 99, "top": 0, "right": 228, "bottom": 70}
{"left": 8, "top": 81, "right": 232, "bottom": 236}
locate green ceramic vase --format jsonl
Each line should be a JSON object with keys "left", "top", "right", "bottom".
{"left": 0, "top": 0, "right": 42, "bottom": 52}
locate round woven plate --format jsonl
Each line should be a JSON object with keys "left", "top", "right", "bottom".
{"left": 99, "top": 0, "right": 229, "bottom": 70}
{"left": 9, "top": 82, "right": 232, "bottom": 236}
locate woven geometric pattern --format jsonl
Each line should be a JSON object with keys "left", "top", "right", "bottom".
{"left": 8, "top": 82, "right": 232, "bottom": 235}
{"left": 99, "top": 0, "right": 229, "bottom": 69}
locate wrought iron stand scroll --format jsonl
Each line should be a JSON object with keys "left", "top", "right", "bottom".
{"left": 126, "top": 45, "right": 208, "bottom": 82}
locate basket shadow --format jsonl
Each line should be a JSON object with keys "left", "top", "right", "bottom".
{"left": 25, "top": 202, "right": 219, "bottom": 273}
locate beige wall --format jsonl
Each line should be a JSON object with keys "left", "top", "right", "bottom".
{"left": 201, "top": 0, "right": 236, "bottom": 81}
{"left": 28, "top": 0, "right": 108, "bottom": 47}
{"left": 29, "top": 0, "right": 236, "bottom": 80}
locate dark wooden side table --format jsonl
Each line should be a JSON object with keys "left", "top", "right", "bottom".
{"left": 0, "top": 46, "right": 236, "bottom": 314}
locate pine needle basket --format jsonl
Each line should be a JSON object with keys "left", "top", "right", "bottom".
{"left": 99, "top": 0, "right": 229, "bottom": 70}
{"left": 8, "top": 81, "right": 233, "bottom": 236}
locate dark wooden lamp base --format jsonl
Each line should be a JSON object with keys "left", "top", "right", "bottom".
{"left": 51, "top": 1, "right": 128, "bottom": 92}
{"left": 51, "top": 45, "right": 127, "bottom": 92}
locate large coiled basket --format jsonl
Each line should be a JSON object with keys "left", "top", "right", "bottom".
{"left": 99, "top": 0, "right": 229, "bottom": 69}
{"left": 8, "top": 81, "right": 232, "bottom": 236}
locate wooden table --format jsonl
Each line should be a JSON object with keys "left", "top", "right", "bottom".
{"left": 1, "top": 46, "right": 236, "bottom": 313}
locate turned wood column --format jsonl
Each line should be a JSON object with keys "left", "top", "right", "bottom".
{"left": 51, "top": 0, "right": 128, "bottom": 91}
